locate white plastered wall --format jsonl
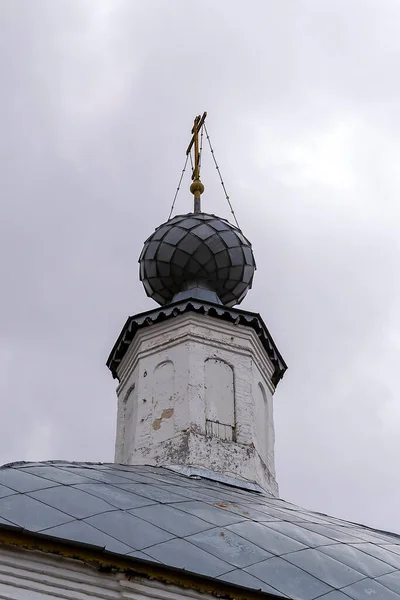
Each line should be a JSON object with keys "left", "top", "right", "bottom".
{"left": 115, "top": 313, "right": 278, "bottom": 496}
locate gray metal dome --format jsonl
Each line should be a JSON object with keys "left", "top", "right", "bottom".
{"left": 139, "top": 213, "right": 256, "bottom": 307}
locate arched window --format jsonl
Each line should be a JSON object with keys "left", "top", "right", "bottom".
{"left": 151, "top": 360, "right": 175, "bottom": 441}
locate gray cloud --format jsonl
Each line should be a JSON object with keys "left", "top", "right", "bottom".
{"left": 1, "top": 0, "right": 400, "bottom": 534}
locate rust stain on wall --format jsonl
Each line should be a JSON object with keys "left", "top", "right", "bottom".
{"left": 161, "top": 408, "right": 174, "bottom": 419}
{"left": 152, "top": 407, "right": 174, "bottom": 430}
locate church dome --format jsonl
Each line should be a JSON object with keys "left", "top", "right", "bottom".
{"left": 139, "top": 212, "right": 256, "bottom": 307}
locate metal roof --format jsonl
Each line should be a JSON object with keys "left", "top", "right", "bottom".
{"left": 139, "top": 212, "right": 256, "bottom": 307}
{"left": 106, "top": 298, "right": 287, "bottom": 386}
{"left": 1, "top": 461, "right": 400, "bottom": 600}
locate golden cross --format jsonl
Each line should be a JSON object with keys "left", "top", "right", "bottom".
{"left": 186, "top": 112, "right": 207, "bottom": 213}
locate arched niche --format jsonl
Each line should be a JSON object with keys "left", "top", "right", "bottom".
{"left": 204, "top": 358, "right": 235, "bottom": 441}
{"left": 255, "top": 381, "right": 269, "bottom": 458}
{"left": 151, "top": 360, "right": 175, "bottom": 441}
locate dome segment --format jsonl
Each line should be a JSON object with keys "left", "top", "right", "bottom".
{"left": 139, "top": 212, "right": 256, "bottom": 307}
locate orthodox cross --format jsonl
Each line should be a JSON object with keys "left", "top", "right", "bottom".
{"left": 186, "top": 112, "right": 207, "bottom": 213}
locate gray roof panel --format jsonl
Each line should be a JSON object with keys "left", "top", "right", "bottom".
{"left": 0, "top": 468, "right": 59, "bottom": 493}
{"left": 85, "top": 510, "right": 174, "bottom": 550}
{"left": 1, "top": 461, "right": 400, "bottom": 600}
{"left": 385, "top": 546, "right": 400, "bottom": 557}
{"left": 210, "top": 502, "right": 281, "bottom": 523}
{"left": 169, "top": 499, "right": 246, "bottom": 526}
{"left": 0, "top": 493, "right": 72, "bottom": 531}
{"left": 18, "top": 465, "right": 97, "bottom": 485}
{"left": 142, "top": 537, "right": 234, "bottom": 578}
{"left": 129, "top": 549, "right": 161, "bottom": 562}
{"left": 0, "top": 515, "right": 17, "bottom": 527}
{"left": 28, "top": 485, "right": 115, "bottom": 519}
{"left": 321, "top": 593, "right": 354, "bottom": 599}
{"left": 246, "top": 556, "right": 334, "bottom": 599}
{"left": 284, "top": 548, "right": 364, "bottom": 588}
{"left": 319, "top": 542, "right": 395, "bottom": 577}
{"left": 376, "top": 571, "right": 400, "bottom": 595}
{"left": 217, "top": 569, "right": 288, "bottom": 597}
{"left": 116, "top": 482, "right": 191, "bottom": 504}
{"left": 350, "top": 527, "right": 400, "bottom": 546}
{"left": 349, "top": 543, "right": 400, "bottom": 569}
{"left": 148, "top": 483, "right": 230, "bottom": 503}
{"left": 74, "top": 483, "right": 157, "bottom": 510}
{"left": 187, "top": 526, "right": 273, "bottom": 568}
{"left": 54, "top": 466, "right": 134, "bottom": 485}
{"left": 264, "top": 520, "right": 335, "bottom": 547}
{"left": 298, "top": 522, "right": 366, "bottom": 543}
{"left": 227, "top": 520, "right": 307, "bottom": 554}
{"left": 0, "top": 485, "right": 17, "bottom": 500}
{"left": 41, "top": 520, "right": 134, "bottom": 555}
{"left": 342, "top": 578, "right": 400, "bottom": 599}
{"left": 129, "top": 504, "right": 213, "bottom": 537}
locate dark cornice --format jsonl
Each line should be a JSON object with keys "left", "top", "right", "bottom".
{"left": 107, "top": 299, "right": 287, "bottom": 387}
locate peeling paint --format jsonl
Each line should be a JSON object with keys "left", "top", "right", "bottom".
{"left": 161, "top": 407, "right": 174, "bottom": 419}
{"left": 115, "top": 313, "right": 279, "bottom": 496}
{"left": 152, "top": 407, "right": 174, "bottom": 430}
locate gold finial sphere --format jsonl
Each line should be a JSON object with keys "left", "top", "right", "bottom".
{"left": 190, "top": 180, "right": 205, "bottom": 195}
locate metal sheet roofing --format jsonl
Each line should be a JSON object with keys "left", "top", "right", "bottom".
{"left": 107, "top": 298, "right": 287, "bottom": 385}
{"left": 138, "top": 212, "right": 256, "bottom": 307}
{"left": 1, "top": 461, "right": 400, "bottom": 599}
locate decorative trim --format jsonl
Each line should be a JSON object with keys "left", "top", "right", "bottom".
{"left": 107, "top": 298, "right": 287, "bottom": 387}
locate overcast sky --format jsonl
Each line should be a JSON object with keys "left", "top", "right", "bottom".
{"left": 1, "top": 0, "right": 400, "bottom": 534}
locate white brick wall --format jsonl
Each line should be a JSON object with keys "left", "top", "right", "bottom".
{"left": 114, "top": 313, "right": 278, "bottom": 496}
